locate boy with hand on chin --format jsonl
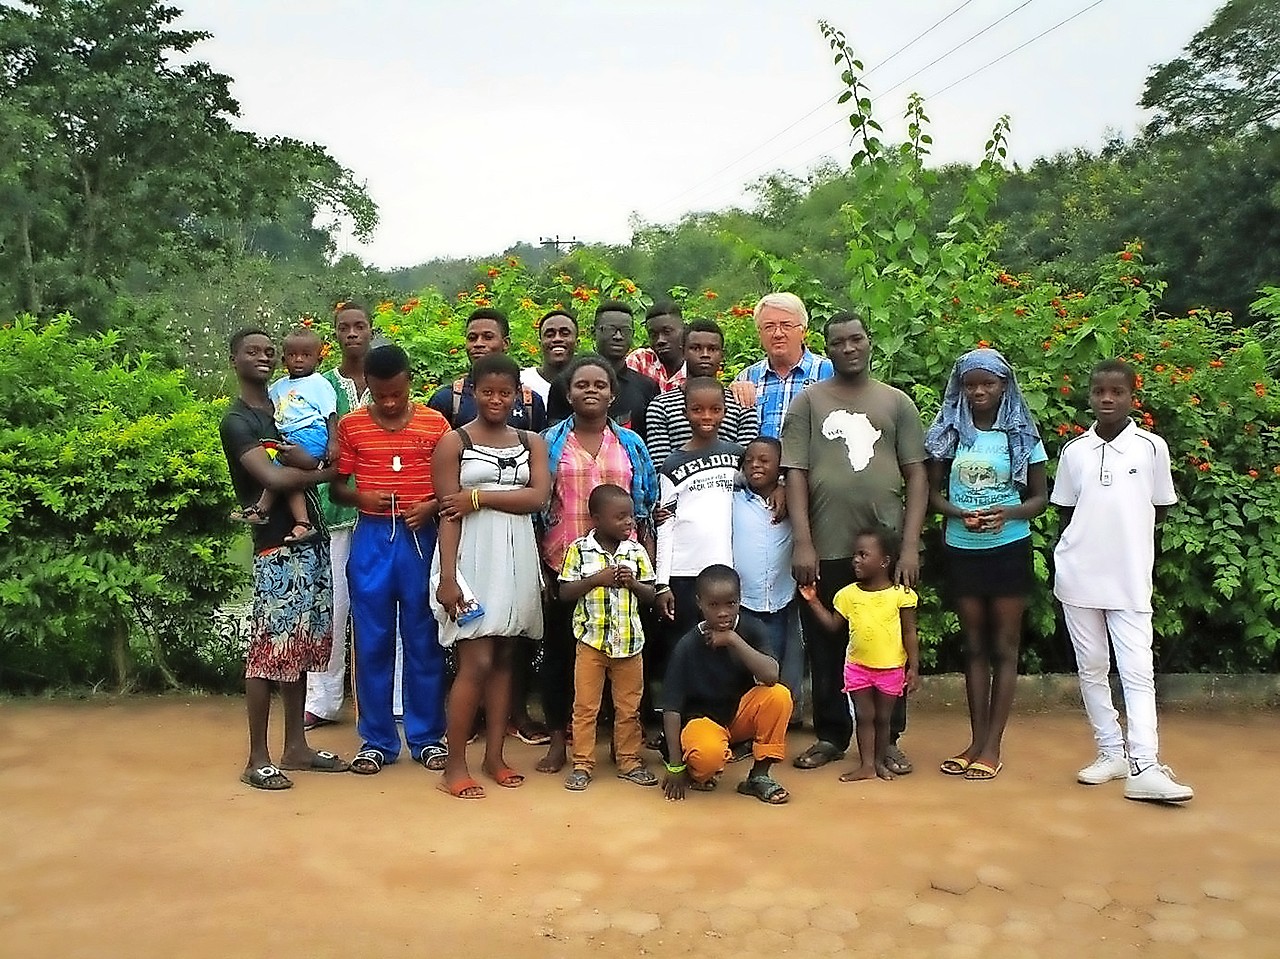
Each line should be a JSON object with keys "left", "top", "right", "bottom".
{"left": 1052, "top": 359, "right": 1192, "bottom": 803}
{"left": 661, "top": 565, "right": 792, "bottom": 804}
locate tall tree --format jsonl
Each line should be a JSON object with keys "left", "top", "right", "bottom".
{"left": 0, "top": 0, "right": 376, "bottom": 324}
{"left": 1141, "top": 0, "right": 1280, "bottom": 137}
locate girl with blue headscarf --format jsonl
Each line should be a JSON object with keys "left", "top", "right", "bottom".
{"left": 924, "top": 348, "right": 1048, "bottom": 782}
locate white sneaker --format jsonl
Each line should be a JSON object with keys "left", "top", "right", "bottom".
{"left": 1124, "top": 762, "right": 1194, "bottom": 803}
{"left": 1077, "top": 751, "right": 1129, "bottom": 785}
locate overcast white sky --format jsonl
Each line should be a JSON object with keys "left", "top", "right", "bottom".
{"left": 178, "top": 0, "right": 1219, "bottom": 268}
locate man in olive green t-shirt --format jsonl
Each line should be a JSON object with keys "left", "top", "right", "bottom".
{"left": 305, "top": 304, "right": 371, "bottom": 728}
{"left": 781, "top": 312, "right": 928, "bottom": 774}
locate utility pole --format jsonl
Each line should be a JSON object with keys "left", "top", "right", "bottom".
{"left": 538, "top": 235, "right": 580, "bottom": 254}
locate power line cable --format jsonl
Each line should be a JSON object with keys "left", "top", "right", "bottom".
{"left": 925, "top": 0, "right": 1108, "bottom": 99}
{"left": 648, "top": 0, "right": 981, "bottom": 215}
{"left": 685, "top": 0, "right": 1110, "bottom": 209}
{"left": 877, "top": 0, "right": 1038, "bottom": 98}
{"left": 864, "top": 0, "right": 978, "bottom": 78}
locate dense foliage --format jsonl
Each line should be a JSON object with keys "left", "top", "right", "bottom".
{"left": 0, "top": 317, "right": 242, "bottom": 690}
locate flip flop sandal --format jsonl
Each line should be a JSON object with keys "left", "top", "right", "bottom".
{"left": 564, "top": 769, "right": 592, "bottom": 791}
{"left": 940, "top": 755, "right": 972, "bottom": 776}
{"left": 418, "top": 744, "right": 448, "bottom": 772}
{"left": 487, "top": 766, "right": 525, "bottom": 788}
{"left": 793, "top": 741, "right": 844, "bottom": 769}
{"left": 304, "top": 712, "right": 337, "bottom": 731}
{"left": 884, "top": 743, "right": 914, "bottom": 775}
{"left": 617, "top": 766, "right": 659, "bottom": 787}
{"left": 964, "top": 761, "right": 1003, "bottom": 781}
{"left": 736, "top": 775, "right": 790, "bottom": 805}
{"left": 509, "top": 723, "right": 552, "bottom": 746}
{"left": 281, "top": 750, "right": 348, "bottom": 772}
{"left": 438, "top": 776, "right": 486, "bottom": 799}
{"left": 241, "top": 764, "right": 293, "bottom": 790}
{"left": 349, "top": 748, "right": 385, "bottom": 775}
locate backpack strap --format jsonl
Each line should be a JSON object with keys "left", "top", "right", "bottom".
{"left": 456, "top": 426, "right": 474, "bottom": 451}
{"left": 515, "top": 429, "right": 530, "bottom": 452}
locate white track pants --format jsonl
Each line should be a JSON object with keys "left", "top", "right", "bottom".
{"left": 306, "top": 527, "right": 352, "bottom": 720}
{"left": 1061, "top": 605, "right": 1159, "bottom": 765}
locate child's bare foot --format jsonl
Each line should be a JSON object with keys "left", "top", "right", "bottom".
{"left": 283, "top": 521, "right": 319, "bottom": 545}
{"left": 536, "top": 738, "right": 567, "bottom": 774}
{"left": 875, "top": 762, "right": 896, "bottom": 781}
{"left": 838, "top": 765, "right": 878, "bottom": 782}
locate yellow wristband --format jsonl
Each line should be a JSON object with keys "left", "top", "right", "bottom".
{"left": 471, "top": 489, "right": 480, "bottom": 511}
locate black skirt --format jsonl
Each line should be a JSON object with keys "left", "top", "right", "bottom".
{"left": 945, "top": 537, "right": 1034, "bottom": 599}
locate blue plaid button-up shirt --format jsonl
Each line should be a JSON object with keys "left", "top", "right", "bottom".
{"left": 733, "top": 349, "right": 834, "bottom": 439}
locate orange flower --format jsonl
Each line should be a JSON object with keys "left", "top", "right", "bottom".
{"left": 1132, "top": 399, "right": 1143, "bottom": 409}
{"left": 377, "top": 300, "right": 395, "bottom": 313}
{"left": 1198, "top": 461, "right": 1211, "bottom": 472}
{"left": 449, "top": 348, "right": 459, "bottom": 355}
{"left": 1141, "top": 412, "right": 1156, "bottom": 428}
{"left": 1056, "top": 423, "right": 1070, "bottom": 436}
{"left": 572, "top": 286, "right": 591, "bottom": 303}
{"left": 1042, "top": 340, "right": 1052, "bottom": 350}
{"left": 1189, "top": 395, "right": 1201, "bottom": 405}
{"left": 405, "top": 298, "right": 420, "bottom": 309}
{"left": 1015, "top": 307, "right": 1028, "bottom": 317}
{"left": 620, "top": 279, "right": 637, "bottom": 294}
{"left": 487, "top": 267, "right": 500, "bottom": 278}
{"left": 1131, "top": 352, "right": 1144, "bottom": 362}
{"left": 1160, "top": 340, "right": 1171, "bottom": 348}
{"left": 387, "top": 324, "right": 400, "bottom": 334}
{"left": 1209, "top": 359, "right": 1224, "bottom": 368}
{"left": 475, "top": 297, "right": 491, "bottom": 307}
{"left": 400, "top": 304, "right": 412, "bottom": 314}
{"left": 456, "top": 291, "right": 468, "bottom": 300}
{"left": 1200, "top": 438, "right": 1210, "bottom": 447}
{"left": 475, "top": 284, "right": 487, "bottom": 294}
{"left": 1154, "top": 364, "right": 1165, "bottom": 373}
{"left": 1134, "top": 373, "right": 1144, "bottom": 390}
{"left": 319, "top": 342, "right": 332, "bottom": 359}
{"left": 1248, "top": 469, "right": 1259, "bottom": 479}
{"left": 1051, "top": 298, "right": 1061, "bottom": 308}
{"left": 704, "top": 290, "right": 718, "bottom": 300}
{"left": 1120, "top": 251, "right": 1134, "bottom": 261}
{"left": 1056, "top": 307, "right": 1068, "bottom": 318}
{"left": 1072, "top": 425, "right": 1085, "bottom": 435}
{"left": 301, "top": 317, "right": 314, "bottom": 328}
{"left": 952, "top": 297, "right": 961, "bottom": 306}
{"left": 1059, "top": 386, "right": 1071, "bottom": 395}
{"left": 519, "top": 297, "right": 535, "bottom": 310}
{"left": 729, "top": 305, "right": 753, "bottom": 318}
{"left": 507, "top": 257, "right": 518, "bottom": 267}
{"left": 1274, "top": 466, "right": 1280, "bottom": 476}
{"left": 1255, "top": 383, "right": 1267, "bottom": 397}
{"left": 977, "top": 340, "right": 991, "bottom": 348}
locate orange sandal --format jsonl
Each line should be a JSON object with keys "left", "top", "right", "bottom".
{"left": 438, "top": 776, "right": 486, "bottom": 799}
{"left": 487, "top": 766, "right": 525, "bottom": 788}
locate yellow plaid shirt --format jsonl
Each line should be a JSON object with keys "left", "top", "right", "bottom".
{"left": 560, "top": 532, "right": 655, "bottom": 657}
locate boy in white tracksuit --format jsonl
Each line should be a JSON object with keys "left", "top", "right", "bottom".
{"left": 1051, "top": 359, "right": 1193, "bottom": 804}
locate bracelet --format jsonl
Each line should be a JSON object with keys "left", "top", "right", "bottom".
{"left": 470, "top": 489, "right": 480, "bottom": 511}
{"left": 664, "top": 762, "right": 686, "bottom": 774}
{"left": 654, "top": 584, "right": 671, "bottom": 594}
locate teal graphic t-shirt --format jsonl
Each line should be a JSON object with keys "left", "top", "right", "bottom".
{"left": 945, "top": 430, "right": 1046, "bottom": 549}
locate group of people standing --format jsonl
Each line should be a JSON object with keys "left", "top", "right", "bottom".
{"left": 218, "top": 289, "right": 1193, "bottom": 805}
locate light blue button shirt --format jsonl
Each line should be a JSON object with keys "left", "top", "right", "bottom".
{"left": 731, "top": 488, "right": 796, "bottom": 613}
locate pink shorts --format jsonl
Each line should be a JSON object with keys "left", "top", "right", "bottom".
{"left": 843, "top": 662, "right": 906, "bottom": 697}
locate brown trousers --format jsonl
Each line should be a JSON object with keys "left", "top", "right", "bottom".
{"left": 571, "top": 644, "right": 644, "bottom": 774}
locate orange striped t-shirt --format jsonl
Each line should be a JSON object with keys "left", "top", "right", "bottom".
{"left": 336, "top": 404, "right": 449, "bottom": 514}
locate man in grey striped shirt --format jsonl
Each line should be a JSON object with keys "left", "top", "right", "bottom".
{"left": 644, "top": 318, "right": 760, "bottom": 469}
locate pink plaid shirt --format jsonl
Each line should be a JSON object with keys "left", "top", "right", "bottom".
{"left": 625, "top": 348, "right": 686, "bottom": 393}
{"left": 542, "top": 428, "right": 635, "bottom": 572}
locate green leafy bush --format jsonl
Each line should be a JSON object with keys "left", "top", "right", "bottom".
{"left": 0, "top": 316, "right": 244, "bottom": 690}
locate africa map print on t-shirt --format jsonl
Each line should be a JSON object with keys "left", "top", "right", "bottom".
{"left": 821, "top": 410, "right": 881, "bottom": 471}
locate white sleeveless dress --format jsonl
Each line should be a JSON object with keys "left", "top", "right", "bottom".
{"left": 430, "top": 440, "right": 544, "bottom": 646}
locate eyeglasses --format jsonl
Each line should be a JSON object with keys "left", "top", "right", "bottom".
{"left": 759, "top": 322, "right": 803, "bottom": 335}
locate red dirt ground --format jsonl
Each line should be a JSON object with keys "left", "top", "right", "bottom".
{"left": 2, "top": 698, "right": 1277, "bottom": 959}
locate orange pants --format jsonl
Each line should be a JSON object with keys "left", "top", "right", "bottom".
{"left": 680, "top": 684, "right": 792, "bottom": 783}
{"left": 571, "top": 644, "right": 644, "bottom": 773}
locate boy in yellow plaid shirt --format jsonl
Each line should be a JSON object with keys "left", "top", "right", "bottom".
{"left": 559, "top": 484, "right": 664, "bottom": 791}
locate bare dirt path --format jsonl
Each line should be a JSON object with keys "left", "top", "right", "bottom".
{"left": 2, "top": 698, "right": 1277, "bottom": 958}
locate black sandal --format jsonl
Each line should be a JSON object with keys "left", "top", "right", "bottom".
{"left": 283, "top": 521, "right": 320, "bottom": 545}
{"left": 418, "top": 744, "right": 448, "bottom": 771}
{"left": 231, "top": 504, "right": 270, "bottom": 526}
{"left": 349, "top": 748, "right": 385, "bottom": 775}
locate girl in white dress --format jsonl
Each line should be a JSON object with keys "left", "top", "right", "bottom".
{"left": 431, "top": 353, "right": 551, "bottom": 799}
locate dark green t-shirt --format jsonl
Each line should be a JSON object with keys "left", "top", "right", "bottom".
{"left": 780, "top": 378, "right": 926, "bottom": 561}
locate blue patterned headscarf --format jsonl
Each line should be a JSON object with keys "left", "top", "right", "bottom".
{"left": 924, "top": 348, "right": 1041, "bottom": 487}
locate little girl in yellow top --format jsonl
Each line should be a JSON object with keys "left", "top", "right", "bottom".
{"left": 800, "top": 526, "right": 920, "bottom": 781}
